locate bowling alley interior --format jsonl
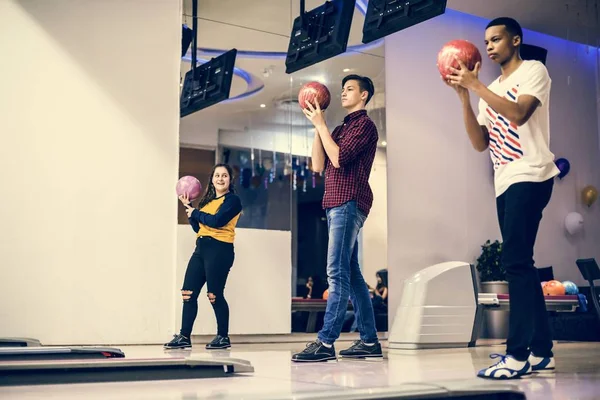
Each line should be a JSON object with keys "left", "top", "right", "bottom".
{"left": 1, "top": 0, "right": 600, "bottom": 399}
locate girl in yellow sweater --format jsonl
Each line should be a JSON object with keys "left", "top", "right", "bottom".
{"left": 164, "top": 164, "right": 242, "bottom": 350}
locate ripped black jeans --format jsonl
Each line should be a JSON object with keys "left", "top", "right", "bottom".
{"left": 180, "top": 236, "right": 234, "bottom": 338}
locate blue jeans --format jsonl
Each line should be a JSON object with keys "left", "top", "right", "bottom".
{"left": 317, "top": 201, "right": 378, "bottom": 344}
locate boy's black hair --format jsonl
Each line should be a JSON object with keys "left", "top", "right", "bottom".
{"left": 486, "top": 17, "right": 523, "bottom": 44}
{"left": 342, "top": 74, "right": 375, "bottom": 105}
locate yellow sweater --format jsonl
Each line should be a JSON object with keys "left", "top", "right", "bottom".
{"left": 189, "top": 193, "right": 242, "bottom": 243}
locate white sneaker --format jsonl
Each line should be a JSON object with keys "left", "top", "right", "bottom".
{"left": 477, "top": 353, "right": 532, "bottom": 380}
{"left": 529, "top": 353, "right": 555, "bottom": 372}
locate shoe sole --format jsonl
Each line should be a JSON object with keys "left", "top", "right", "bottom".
{"left": 478, "top": 370, "right": 533, "bottom": 380}
{"left": 340, "top": 354, "right": 383, "bottom": 360}
{"left": 164, "top": 345, "right": 192, "bottom": 350}
{"left": 206, "top": 345, "right": 231, "bottom": 350}
{"left": 533, "top": 368, "right": 555, "bottom": 374}
{"left": 531, "top": 361, "right": 555, "bottom": 373}
{"left": 477, "top": 373, "right": 531, "bottom": 380}
{"left": 291, "top": 356, "right": 337, "bottom": 363}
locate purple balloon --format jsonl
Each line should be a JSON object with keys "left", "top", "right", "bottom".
{"left": 555, "top": 158, "right": 570, "bottom": 179}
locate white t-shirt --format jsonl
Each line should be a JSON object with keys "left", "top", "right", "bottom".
{"left": 477, "top": 60, "right": 559, "bottom": 197}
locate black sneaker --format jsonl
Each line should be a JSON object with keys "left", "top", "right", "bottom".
{"left": 206, "top": 335, "right": 231, "bottom": 349}
{"left": 339, "top": 340, "right": 383, "bottom": 359}
{"left": 291, "top": 340, "right": 336, "bottom": 362}
{"left": 163, "top": 334, "right": 191, "bottom": 350}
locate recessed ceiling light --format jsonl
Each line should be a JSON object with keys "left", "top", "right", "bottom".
{"left": 260, "top": 104, "right": 266, "bottom": 108}
{"left": 343, "top": 68, "right": 351, "bottom": 72}
{"left": 381, "top": 141, "right": 387, "bottom": 146}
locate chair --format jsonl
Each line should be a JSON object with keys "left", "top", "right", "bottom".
{"left": 576, "top": 258, "right": 600, "bottom": 323}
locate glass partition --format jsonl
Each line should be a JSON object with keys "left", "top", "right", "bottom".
{"left": 179, "top": 0, "right": 387, "bottom": 334}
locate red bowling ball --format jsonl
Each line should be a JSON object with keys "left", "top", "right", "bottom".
{"left": 298, "top": 81, "right": 331, "bottom": 110}
{"left": 437, "top": 39, "right": 482, "bottom": 79}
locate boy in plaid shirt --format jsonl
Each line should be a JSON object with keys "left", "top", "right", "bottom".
{"left": 292, "top": 75, "right": 382, "bottom": 362}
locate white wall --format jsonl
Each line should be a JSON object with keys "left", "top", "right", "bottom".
{"left": 538, "top": 36, "right": 600, "bottom": 283}
{"left": 0, "top": 0, "right": 181, "bottom": 345}
{"left": 180, "top": 116, "right": 219, "bottom": 149}
{"left": 176, "top": 226, "right": 291, "bottom": 335}
{"left": 362, "top": 148, "right": 388, "bottom": 286}
{"left": 384, "top": 10, "right": 600, "bottom": 321}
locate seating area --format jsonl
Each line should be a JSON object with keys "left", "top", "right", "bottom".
{"left": 480, "top": 258, "right": 600, "bottom": 342}
{"left": 292, "top": 259, "right": 600, "bottom": 343}
{"left": 291, "top": 298, "right": 388, "bottom": 333}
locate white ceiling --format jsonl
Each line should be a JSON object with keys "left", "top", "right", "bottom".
{"left": 448, "top": 0, "right": 599, "bottom": 48}
{"left": 180, "top": 0, "right": 599, "bottom": 146}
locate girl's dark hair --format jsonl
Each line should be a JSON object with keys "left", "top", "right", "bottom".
{"left": 197, "top": 163, "right": 236, "bottom": 209}
{"left": 376, "top": 269, "right": 388, "bottom": 291}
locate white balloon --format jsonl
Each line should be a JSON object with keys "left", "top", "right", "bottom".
{"left": 565, "top": 212, "right": 584, "bottom": 235}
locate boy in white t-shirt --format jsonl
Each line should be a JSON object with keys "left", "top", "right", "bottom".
{"left": 444, "top": 17, "right": 559, "bottom": 379}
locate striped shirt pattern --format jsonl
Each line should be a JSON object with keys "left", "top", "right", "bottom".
{"left": 484, "top": 84, "right": 524, "bottom": 170}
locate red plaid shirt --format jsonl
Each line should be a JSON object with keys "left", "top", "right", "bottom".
{"left": 322, "top": 110, "right": 378, "bottom": 216}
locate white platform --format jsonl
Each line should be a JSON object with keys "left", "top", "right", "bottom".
{"left": 388, "top": 261, "right": 478, "bottom": 350}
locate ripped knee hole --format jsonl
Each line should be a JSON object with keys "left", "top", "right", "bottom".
{"left": 207, "top": 292, "right": 216, "bottom": 304}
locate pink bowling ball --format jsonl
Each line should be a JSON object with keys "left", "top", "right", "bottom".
{"left": 176, "top": 175, "right": 202, "bottom": 201}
